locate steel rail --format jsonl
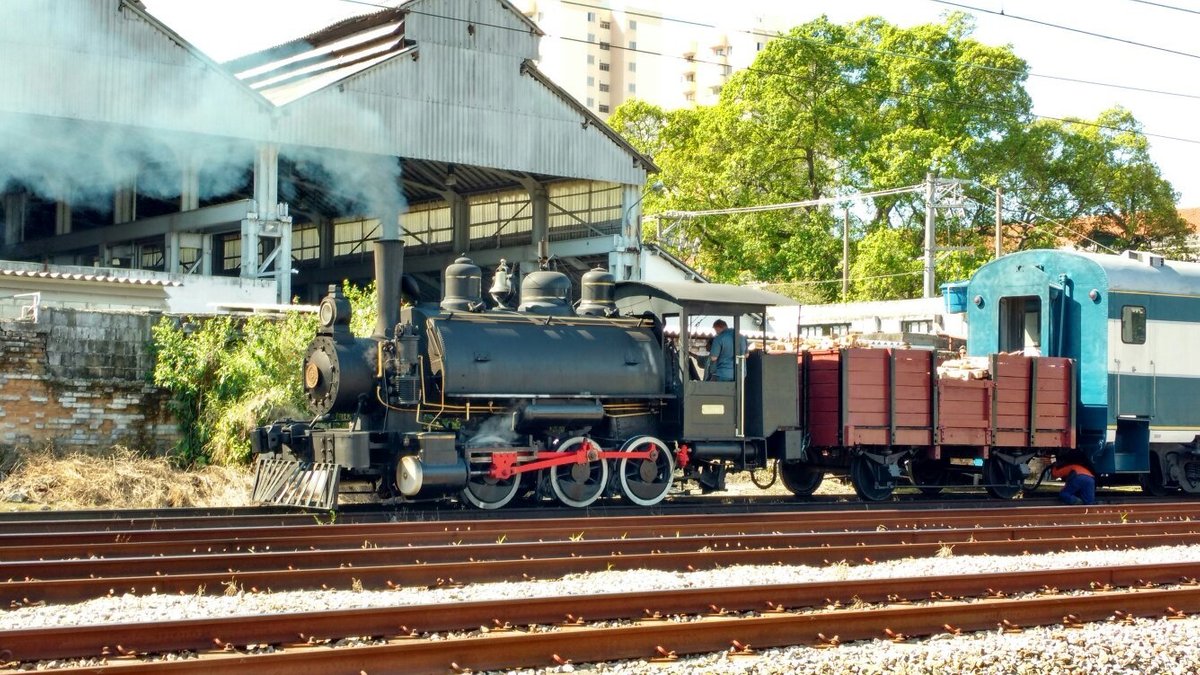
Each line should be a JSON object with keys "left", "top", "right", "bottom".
{"left": 4, "top": 518, "right": 1199, "bottom": 580}
{"left": 3, "top": 561, "right": 1198, "bottom": 664}
{"left": 0, "top": 501, "right": 1191, "bottom": 544}
{"left": 27, "top": 586, "right": 1200, "bottom": 673}
{"left": 1, "top": 502, "right": 1192, "bottom": 558}
{"left": 5, "top": 528, "right": 1200, "bottom": 606}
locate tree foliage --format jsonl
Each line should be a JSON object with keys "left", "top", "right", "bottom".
{"left": 615, "top": 13, "right": 1187, "bottom": 300}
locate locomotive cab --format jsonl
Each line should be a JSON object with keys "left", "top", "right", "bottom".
{"left": 614, "top": 281, "right": 801, "bottom": 491}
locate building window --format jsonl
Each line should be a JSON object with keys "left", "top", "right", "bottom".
{"left": 628, "top": 40, "right": 636, "bottom": 50}
{"left": 901, "top": 319, "right": 935, "bottom": 334}
{"left": 587, "top": 11, "right": 595, "bottom": 21}
{"left": 599, "top": 82, "right": 609, "bottom": 92}
{"left": 714, "top": 47, "right": 725, "bottom": 56}
{"left": 628, "top": 62, "right": 636, "bottom": 72}
{"left": 587, "top": 54, "right": 594, "bottom": 64}
{"left": 756, "top": 41, "right": 765, "bottom": 51}
{"left": 628, "top": 83, "right": 636, "bottom": 93}
{"left": 587, "top": 33, "right": 595, "bottom": 43}
{"left": 599, "top": 62, "right": 610, "bottom": 71}
{"left": 683, "top": 73, "right": 695, "bottom": 82}
{"left": 587, "top": 76, "right": 595, "bottom": 87}
{"left": 799, "top": 323, "right": 851, "bottom": 338}
{"left": 1121, "top": 305, "right": 1147, "bottom": 344}
{"left": 599, "top": 41, "right": 610, "bottom": 50}
{"left": 684, "top": 92, "right": 695, "bottom": 102}
{"left": 293, "top": 225, "right": 320, "bottom": 261}
{"left": 629, "top": 19, "right": 637, "bottom": 30}
{"left": 711, "top": 85, "right": 723, "bottom": 95}
{"left": 722, "top": 64, "right": 732, "bottom": 76}
{"left": 598, "top": 104, "right": 610, "bottom": 113}
{"left": 587, "top": 96, "right": 594, "bottom": 107}
{"left": 599, "top": 20, "right": 610, "bottom": 29}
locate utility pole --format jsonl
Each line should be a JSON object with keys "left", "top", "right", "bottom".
{"left": 994, "top": 186, "right": 1003, "bottom": 259}
{"left": 842, "top": 209, "right": 850, "bottom": 302}
{"left": 923, "top": 173, "right": 936, "bottom": 298}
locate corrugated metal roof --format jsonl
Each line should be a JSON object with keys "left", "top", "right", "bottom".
{"left": 0, "top": 268, "right": 182, "bottom": 287}
{"left": 227, "top": 0, "right": 652, "bottom": 185}
{"left": 615, "top": 280, "right": 797, "bottom": 310}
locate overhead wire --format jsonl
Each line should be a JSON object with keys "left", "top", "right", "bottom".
{"left": 1124, "top": 0, "right": 1200, "bottom": 15}
{"left": 330, "top": 0, "right": 1182, "bottom": 260}
{"left": 332, "top": 0, "right": 1200, "bottom": 146}
{"left": 928, "top": 0, "right": 1200, "bottom": 61}
{"left": 341, "top": 0, "right": 1200, "bottom": 102}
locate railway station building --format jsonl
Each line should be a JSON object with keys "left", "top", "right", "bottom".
{"left": 0, "top": 0, "right": 659, "bottom": 314}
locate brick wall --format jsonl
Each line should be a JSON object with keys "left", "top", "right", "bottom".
{"left": 0, "top": 308, "right": 177, "bottom": 454}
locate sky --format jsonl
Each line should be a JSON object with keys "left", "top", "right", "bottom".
{"left": 143, "top": 0, "right": 1200, "bottom": 206}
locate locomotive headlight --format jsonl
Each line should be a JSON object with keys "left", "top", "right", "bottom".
{"left": 319, "top": 298, "right": 337, "bottom": 328}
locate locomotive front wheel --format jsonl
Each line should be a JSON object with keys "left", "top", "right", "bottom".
{"left": 779, "top": 462, "right": 825, "bottom": 497}
{"left": 616, "top": 436, "right": 675, "bottom": 506}
{"left": 849, "top": 455, "right": 895, "bottom": 501}
{"left": 549, "top": 437, "right": 610, "bottom": 508}
{"left": 461, "top": 473, "right": 521, "bottom": 510}
{"left": 461, "top": 435, "right": 521, "bottom": 510}
{"left": 983, "top": 456, "right": 1025, "bottom": 499}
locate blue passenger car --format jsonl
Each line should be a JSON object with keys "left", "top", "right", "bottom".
{"left": 966, "top": 249, "right": 1200, "bottom": 495}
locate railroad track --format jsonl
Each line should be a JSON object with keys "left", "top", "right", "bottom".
{"left": 3, "top": 503, "right": 1200, "bottom": 607}
{"left": 4, "top": 562, "right": 1200, "bottom": 672}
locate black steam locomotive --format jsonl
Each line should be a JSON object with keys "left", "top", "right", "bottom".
{"left": 252, "top": 238, "right": 803, "bottom": 509}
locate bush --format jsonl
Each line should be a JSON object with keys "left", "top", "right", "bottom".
{"left": 152, "top": 283, "right": 377, "bottom": 466}
{"left": 152, "top": 311, "right": 317, "bottom": 466}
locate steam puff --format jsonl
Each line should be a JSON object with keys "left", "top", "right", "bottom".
{"left": 0, "top": 0, "right": 405, "bottom": 226}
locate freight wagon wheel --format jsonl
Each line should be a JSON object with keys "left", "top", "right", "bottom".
{"left": 779, "top": 462, "right": 825, "bottom": 497}
{"left": 849, "top": 455, "right": 895, "bottom": 502}
{"left": 983, "top": 456, "right": 1025, "bottom": 499}
{"left": 616, "top": 436, "right": 675, "bottom": 506}
{"left": 460, "top": 435, "right": 521, "bottom": 510}
{"left": 549, "top": 437, "right": 610, "bottom": 508}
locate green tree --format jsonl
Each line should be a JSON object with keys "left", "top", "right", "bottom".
{"left": 614, "top": 15, "right": 1185, "bottom": 300}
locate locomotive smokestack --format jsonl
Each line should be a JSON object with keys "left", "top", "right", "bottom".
{"left": 373, "top": 238, "right": 405, "bottom": 339}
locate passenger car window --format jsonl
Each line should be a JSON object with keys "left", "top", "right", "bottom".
{"left": 1121, "top": 305, "right": 1146, "bottom": 344}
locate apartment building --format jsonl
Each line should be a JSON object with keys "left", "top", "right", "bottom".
{"left": 514, "top": 0, "right": 788, "bottom": 117}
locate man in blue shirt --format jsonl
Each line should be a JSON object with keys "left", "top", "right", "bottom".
{"left": 707, "top": 319, "right": 746, "bottom": 382}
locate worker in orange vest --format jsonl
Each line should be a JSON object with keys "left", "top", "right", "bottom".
{"left": 1050, "top": 449, "right": 1097, "bottom": 505}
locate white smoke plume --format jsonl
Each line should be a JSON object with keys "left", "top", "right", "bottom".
{"left": 0, "top": 0, "right": 405, "bottom": 232}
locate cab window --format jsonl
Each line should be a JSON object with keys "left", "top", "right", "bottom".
{"left": 1121, "top": 305, "right": 1146, "bottom": 344}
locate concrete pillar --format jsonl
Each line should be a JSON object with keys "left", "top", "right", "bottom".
{"left": 166, "top": 232, "right": 181, "bottom": 273}
{"left": 3, "top": 192, "right": 27, "bottom": 246}
{"left": 318, "top": 218, "right": 334, "bottom": 268}
{"left": 55, "top": 201, "right": 71, "bottom": 235}
{"left": 278, "top": 220, "right": 293, "bottom": 303}
{"left": 240, "top": 218, "right": 259, "bottom": 279}
{"left": 253, "top": 143, "right": 279, "bottom": 221}
{"left": 530, "top": 184, "right": 549, "bottom": 248}
{"left": 200, "top": 234, "right": 213, "bottom": 276}
{"left": 448, "top": 193, "right": 470, "bottom": 253}
{"left": 114, "top": 184, "right": 136, "bottom": 225}
{"left": 620, "top": 183, "right": 641, "bottom": 241}
{"left": 180, "top": 159, "right": 200, "bottom": 212}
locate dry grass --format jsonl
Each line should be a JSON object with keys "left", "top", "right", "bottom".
{"left": 0, "top": 448, "right": 253, "bottom": 510}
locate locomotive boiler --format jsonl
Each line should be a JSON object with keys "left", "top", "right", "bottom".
{"left": 253, "top": 238, "right": 802, "bottom": 509}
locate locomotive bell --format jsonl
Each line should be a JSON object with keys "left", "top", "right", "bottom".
{"left": 440, "top": 256, "right": 484, "bottom": 312}
{"left": 518, "top": 269, "right": 573, "bottom": 315}
{"left": 577, "top": 266, "right": 616, "bottom": 317}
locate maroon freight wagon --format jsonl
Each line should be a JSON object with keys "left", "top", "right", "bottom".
{"left": 796, "top": 348, "right": 1075, "bottom": 500}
